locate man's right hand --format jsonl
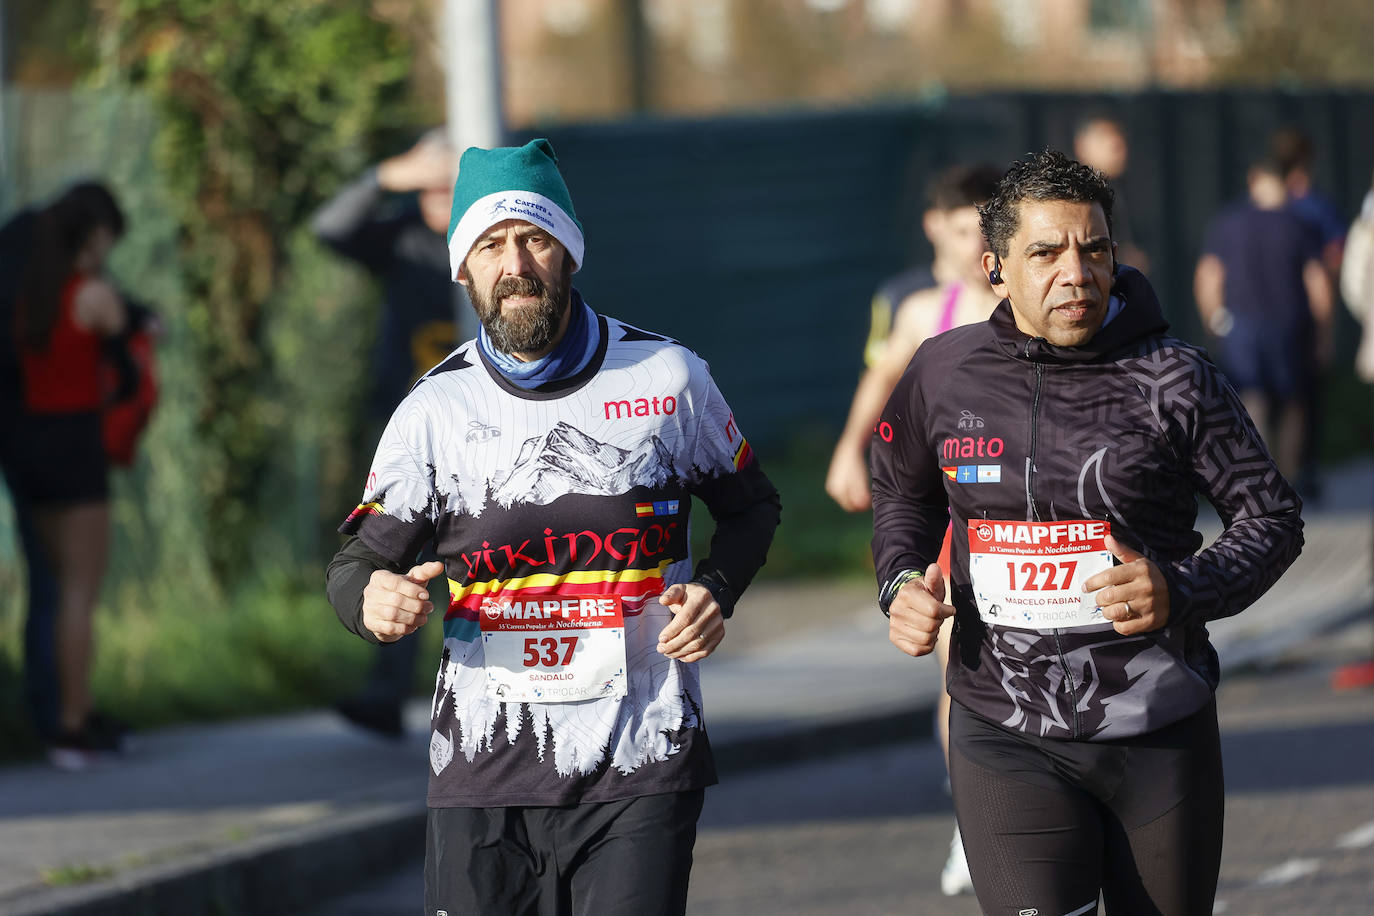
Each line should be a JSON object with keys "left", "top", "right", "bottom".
{"left": 825, "top": 446, "right": 872, "bottom": 512}
{"left": 361, "top": 560, "right": 445, "bottom": 642}
{"left": 888, "top": 562, "right": 954, "bottom": 658}
{"left": 376, "top": 136, "right": 457, "bottom": 193}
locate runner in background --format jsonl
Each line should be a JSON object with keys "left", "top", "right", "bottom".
{"left": 1271, "top": 126, "right": 1349, "bottom": 500}
{"left": 1073, "top": 114, "right": 1149, "bottom": 274}
{"left": 859, "top": 233, "right": 942, "bottom": 371}
{"left": 827, "top": 163, "right": 1002, "bottom": 514}
{"left": 826, "top": 162, "right": 1001, "bottom": 897}
{"left": 1194, "top": 156, "right": 1333, "bottom": 489}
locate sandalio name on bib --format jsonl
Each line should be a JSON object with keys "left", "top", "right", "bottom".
{"left": 480, "top": 594, "right": 628, "bottom": 702}
{"left": 967, "top": 519, "right": 1114, "bottom": 630}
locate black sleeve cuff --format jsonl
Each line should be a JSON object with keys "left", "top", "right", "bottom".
{"left": 690, "top": 567, "right": 738, "bottom": 619}
{"left": 326, "top": 535, "right": 405, "bottom": 644}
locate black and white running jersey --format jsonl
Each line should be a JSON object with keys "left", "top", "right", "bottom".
{"left": 342, "top": 312, "right": 760, "bottom": 807}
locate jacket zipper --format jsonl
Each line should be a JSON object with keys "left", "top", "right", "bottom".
{"left": 1025, "top": 345, "right": 1082, "bottom": 738}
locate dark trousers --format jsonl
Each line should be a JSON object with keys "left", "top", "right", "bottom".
{"left": 3, "top": 475, "right": 61, "bottom": 739}
{"left": 950, "top": 700, "right": 1224, "bottom": 916}
{"left": 424, "top": 790, "right": 704, "bottom": 916}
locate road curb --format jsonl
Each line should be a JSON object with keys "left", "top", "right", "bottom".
{"left": 5, "top": 803, "right": 427, "bottom": 916}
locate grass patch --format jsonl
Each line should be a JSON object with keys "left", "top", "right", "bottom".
{"left": 0, "top": 562, "right": 442, "bottom": 762}
{"left": 89, "top": 569, "right": 440, "bottom": 731}
{"left": 687, "top": 427, "right": 876, "bottom": 585}
{"left": 41, "top": 862, "right": 116, "bottom": 886}
{"left": 751, "top": 431, "right": 877, "bottom": 584}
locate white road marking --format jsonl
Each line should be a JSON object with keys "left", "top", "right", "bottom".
{"left": 1335, "top": 820, "right": 1374, "bottom": 850}
{"left": 1256, "top": 858, "right": 1321, "bottom": 886}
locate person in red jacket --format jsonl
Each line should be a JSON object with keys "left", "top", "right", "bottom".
{"left": 13, "top": 181, "right": 132, "bottom": 769}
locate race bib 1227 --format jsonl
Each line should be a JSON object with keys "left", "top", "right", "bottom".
{"left": 967, "top": 519, "right": 1114, "bottom": 630}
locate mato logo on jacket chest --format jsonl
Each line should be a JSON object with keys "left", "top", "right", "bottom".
{"left": 942, "top": 410, "right": 1004, "bottom": 458}
{"left": 941, "top": 434, "right": 1005, "bottom": 459}
{"left": 941, "top": 411, "right": 1004, "bottom": 484}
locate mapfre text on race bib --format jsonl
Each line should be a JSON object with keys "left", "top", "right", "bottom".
{"left": 967, "top": 520, "right": 1114, "bottom": 630}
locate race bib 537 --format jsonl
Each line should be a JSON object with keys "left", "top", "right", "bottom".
{"left": 480, "top": 594, "right": 628, "bottom": 702}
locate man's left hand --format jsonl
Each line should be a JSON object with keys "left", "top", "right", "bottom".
{"left": 657, "top": 583, "right": 725, "bottom": 662}
{"left": 1084, "top": 535, "right": 1170, "bottom": 635}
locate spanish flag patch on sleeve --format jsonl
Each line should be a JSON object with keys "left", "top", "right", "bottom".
{"left": 345, "top": 501, "right": 384, "bottom": 525}
{"left": 732, "top": 438, "right": 754, "bottom": 469}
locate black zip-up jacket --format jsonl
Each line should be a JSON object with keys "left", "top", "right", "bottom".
{"left": 871, "top": 267, "right": 1304, "bottom": 741}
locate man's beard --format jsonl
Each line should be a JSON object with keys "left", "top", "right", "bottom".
{"left": 468, "top": 260, "right": 572, "bottom": 355}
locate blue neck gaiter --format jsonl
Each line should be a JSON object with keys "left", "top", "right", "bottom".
{"left": 477, "top": 290, "right": 598, "bottom": 389}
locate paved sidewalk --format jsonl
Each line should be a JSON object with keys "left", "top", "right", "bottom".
{"left": 2, "top": 461, "right": 1370, "bottom": 916}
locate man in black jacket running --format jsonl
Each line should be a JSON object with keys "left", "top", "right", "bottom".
{"left": 872, "top": 149, "right": 1304, "bottom": 915}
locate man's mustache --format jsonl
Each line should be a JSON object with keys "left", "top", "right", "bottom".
{"left": 493, "top": 275, "right": 544, "bottom": 299}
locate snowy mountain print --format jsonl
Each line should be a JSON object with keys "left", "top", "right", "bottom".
{"left": 491, "top": 421, "right": 676, "bottom": 507}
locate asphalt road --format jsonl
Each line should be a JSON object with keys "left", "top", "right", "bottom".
{"left": 298, "top": 617, "right": 1374, "bottom": 916}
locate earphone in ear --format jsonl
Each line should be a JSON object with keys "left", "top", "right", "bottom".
{"left": 988, "top": 256, "right": 1003, "bottom": 285}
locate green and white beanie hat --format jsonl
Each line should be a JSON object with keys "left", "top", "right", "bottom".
{"left": 446, "top": 138, "right": 585, "bottom": 280}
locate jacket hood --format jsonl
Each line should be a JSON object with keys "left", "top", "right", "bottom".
{"left": 990, "top": 266, "right": 1170, "bottom": 364}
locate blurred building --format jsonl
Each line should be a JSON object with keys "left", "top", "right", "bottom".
{"left": 493, "top": 0, "right": 1332, "bottom": 127}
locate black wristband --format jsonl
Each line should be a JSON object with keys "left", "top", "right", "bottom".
{"left": 690, "top": 570, "right": 738, "bottom": 619}
{"left": 878, "top": 568, "right": 924, "bottom": 618}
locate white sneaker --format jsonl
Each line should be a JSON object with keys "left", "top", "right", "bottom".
{"left": 940, "top": 825, "right": 974, "bottom": 896}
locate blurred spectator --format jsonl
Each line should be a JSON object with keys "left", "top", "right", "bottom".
{"left": 1272, "top": 126, "right": 1348, "bottom": 495}
{"left": 826, "top": 161, "right": 1002, "bottom": 899}
{"left": 9, "top": 181, "right": 134, "bottom": 768}
{"left": 1074, "top": 114, "right": 1149, "bottom": 273}
{"left": 311, "top": 130, "right": 464, "bottom": 738}
{"left": 312, "top": 129, "right": 467, "bottom": 419}
{"left": 1332, "top": 168, "right": 1374, "bottom": 693}
{"left": 1272, "top": 126, "right": 1347, "bottom": 278}
{"left": 1194, "top": 158, "right": 1334, "bottom": 489}
{"left": 1339, "top": 168, "right": 1374, "bottom": 384}
{"left": 0, "top": 198, "right": 61, "bottom": 744}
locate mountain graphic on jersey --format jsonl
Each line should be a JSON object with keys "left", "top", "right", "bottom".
{"left": 492, "top": 421, "right": 676, "bottom": 507}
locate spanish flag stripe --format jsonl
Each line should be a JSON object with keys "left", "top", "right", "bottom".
{"left": 732, "top": 439, "right": 753, "bottom": 469}
{"left": 344, "top": 501, "right": 384, "bottom": 523}
{"left": 445, "top": 557, "right": 676, "bottom": 604}
{"left": 445, "top": 570, "right": 669, "bottom": 621}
